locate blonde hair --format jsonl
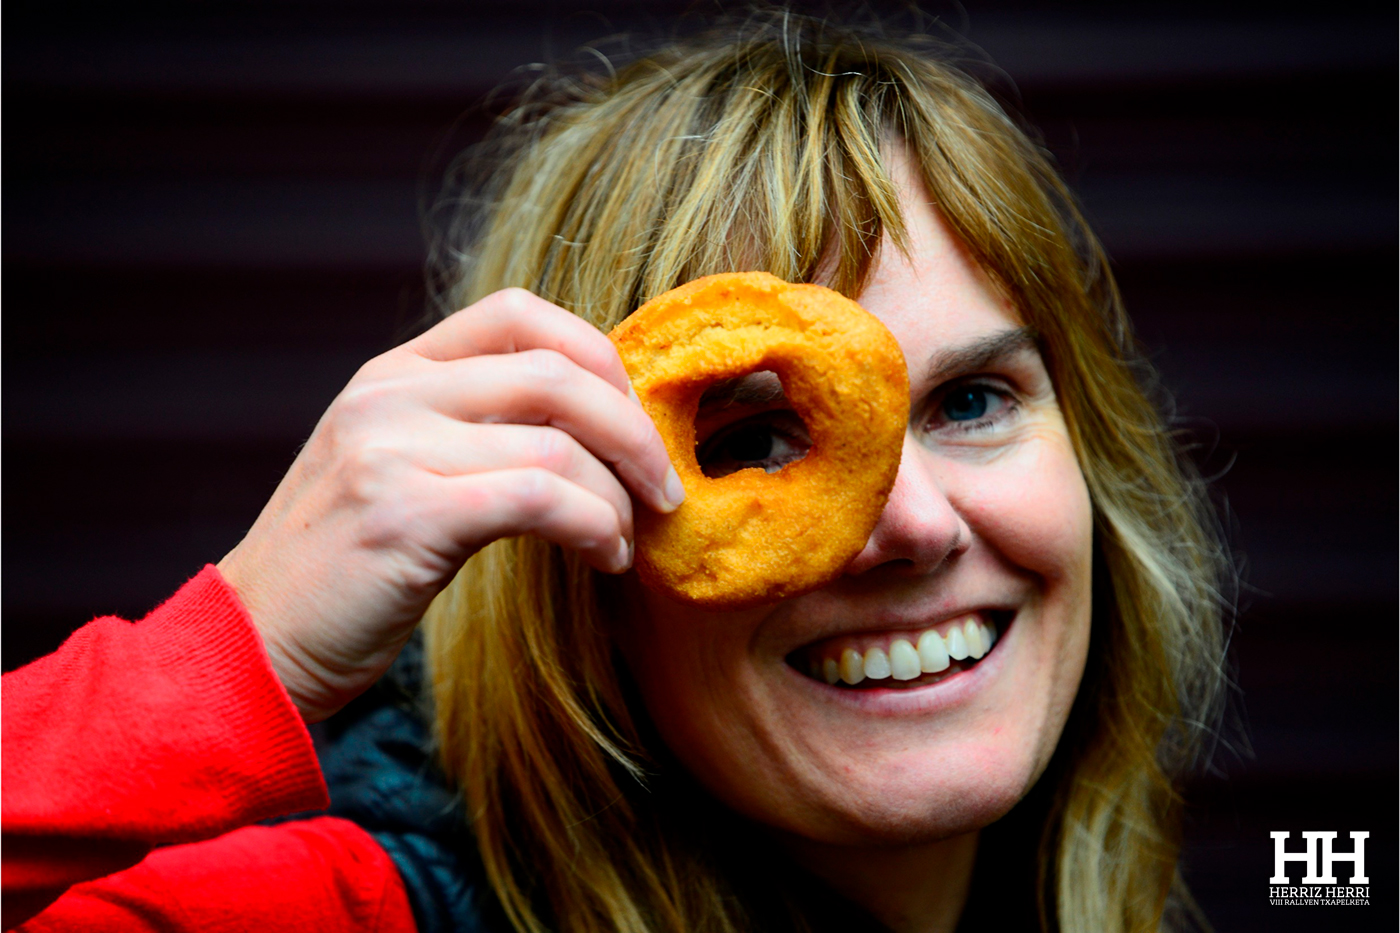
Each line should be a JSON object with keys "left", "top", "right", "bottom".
{"left": 422, "top": 12, "right": 1227, "bottom": 933}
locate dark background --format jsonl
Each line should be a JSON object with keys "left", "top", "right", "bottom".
{"left": 4, "top": 1, "right": 1396, "bottom": 929}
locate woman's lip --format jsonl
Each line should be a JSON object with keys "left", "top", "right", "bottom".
{"left": 785, "top": 607, "right": 1016, "bottom": 657}
{"left": 781, "top": 610, "right": 1016, "bottom": 716}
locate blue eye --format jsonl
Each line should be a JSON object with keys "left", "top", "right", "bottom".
{"left": 942, "top": 386, "right": 990, "bottom": 421}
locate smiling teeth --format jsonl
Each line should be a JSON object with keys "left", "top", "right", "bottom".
{"left": 964, "top": 618, "right": 986, "bottom": 659}
{"left": 840, "top": 648, "right": 865, "bottom": 685}
{"left": 822, "top": 657, "right": 840, "bottom": 685}
{"left": 889, "top": 640, "right": 921, "bottom": 680}
{"left": 863, "top": 646, "right": 892, "bottom": 680}
{"left": 817, "top": 618, "right": 999, "bottom": 686}
{"left": 917, "top": 629, "right": 950, "bottom": 673}
{"left": 945, "top": 625, "right": 969, "bottom": 660}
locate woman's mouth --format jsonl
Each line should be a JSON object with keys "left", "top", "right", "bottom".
{"left": 789, "top": 611, "right": 1010, "bottom": 690}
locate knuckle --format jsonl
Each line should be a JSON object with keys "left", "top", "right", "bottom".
{"left": 510, "top": 467, "right": 560, "bottom": 518}
{"left": 355, "top": 490, "right": 412, "bottom": 549}
{"left": 530, "top": 427, "right": 578, "bottom": 475}
{"left": 520, "top": 348, "right": 571, "bottom": 386}
{"left": 335, "top": 444, "right": 401, "bottom": 504}
{"left": 491, "top": 287, "right": 537, "bottom": 319}
{"left": 352, "top": 351, "right": 401, "bottom": 382}
{"left": 331, "top": 378, "right": 399, "bottom": 423}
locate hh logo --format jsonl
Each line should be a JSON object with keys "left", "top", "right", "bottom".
{"left": 1271, "top": 832, "right": 1370, "bottom": 884}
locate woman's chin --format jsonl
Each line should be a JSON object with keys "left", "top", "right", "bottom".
{"left": 734, "top": 740, "right": 1039, "bottom": 848}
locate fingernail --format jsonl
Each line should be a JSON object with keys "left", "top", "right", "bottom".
{"left": 662, "top": 466, "right": 686, "bottom": 511}
{"left": 613, "top": 537, "right": 633, "bottom": 573}
{"left": 627, "top": 384, "right": 642, "bottom": 405}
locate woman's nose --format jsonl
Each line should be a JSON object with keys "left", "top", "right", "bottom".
{"left": 843, "top": 435, "right": 971, "bottom": 578}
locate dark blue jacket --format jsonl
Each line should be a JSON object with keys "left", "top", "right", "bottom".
{"left": 314, "top": 637, "right": 509, "bottom": 933}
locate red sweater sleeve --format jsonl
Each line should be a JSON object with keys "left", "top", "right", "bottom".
{"left": 15, "top": 818, "right": 412, "bottom": 933}
{"left": 1, "top": 566, "right": 414, "bottom": 932}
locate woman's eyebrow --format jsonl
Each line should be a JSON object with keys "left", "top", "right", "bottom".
{"left": 923, "top": 327, "right": 1039, "bottom": 384}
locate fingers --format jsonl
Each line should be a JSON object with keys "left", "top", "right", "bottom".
{"left": 393, "top": 288, "right": 684, "bottom": 514}
{"left": 365, "top": 287, "right": 679, "bottom": 571}
{"left": 407, "top": 288, "right": 632, "bottom": 397}
{"left": 419, "top": 350, "right": 682, "bottom": 514}
{"left": 436, "top": 468, "right": 632, "bottom": 574}
{"left": 404, "top": 419, "right": 635, "bottom": 542}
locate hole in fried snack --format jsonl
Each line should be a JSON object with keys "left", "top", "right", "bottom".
{"left": 694, "top": 371, "right": 812, "bottom": 479}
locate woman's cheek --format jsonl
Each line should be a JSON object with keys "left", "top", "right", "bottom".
{"left": 616, "top": 583, "right": 768, "bottom": 752}
{"left": 952, "top": 425, "right": 1093, "bottom": 584}
{"left": 952, "top": 425, "right": 1094, "bottom": 769}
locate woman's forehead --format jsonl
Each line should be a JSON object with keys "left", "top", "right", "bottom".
{"left": 857, "top": 196, "right": 1025, "bottom": 376}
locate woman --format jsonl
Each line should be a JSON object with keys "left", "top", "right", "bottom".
{"left": 2, "top": 12, "right": 1226, "bottom": 933}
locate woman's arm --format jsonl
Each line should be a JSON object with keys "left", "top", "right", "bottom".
{"left": 3, "top": 288, "right": 672, "bottom": 928}
{"left": 1, "top": 567, "right": 409, "bottom": 930}
{"left": 15, "top": 818, "right": 413, "bottom": 933}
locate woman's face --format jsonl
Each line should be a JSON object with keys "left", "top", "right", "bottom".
{"left": 614, "top": 168, "right": 1094, "bottom": 847}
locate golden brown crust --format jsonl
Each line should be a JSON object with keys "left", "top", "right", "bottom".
{"left": 610, "top": 272, "right": 909, "bottom": 609}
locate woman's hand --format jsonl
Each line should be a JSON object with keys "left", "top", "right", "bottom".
{"left": 217, "top": 288, "right": 683, "bottom": 723}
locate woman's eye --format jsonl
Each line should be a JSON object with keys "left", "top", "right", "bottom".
{"left": 930, "top": 383, "right": 1015, "bottom": 431}
{"left": 696, "top": 410, "right": 811, "bottom": 478}
{"left": 943, "top": 386, "right": 991, "bottom": 421}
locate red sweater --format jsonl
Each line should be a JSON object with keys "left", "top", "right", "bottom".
{"left": 1, "top": 566, "right": 416, "bottom": 932}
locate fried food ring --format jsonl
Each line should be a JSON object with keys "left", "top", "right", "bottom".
{"left": 609, "top": 271, "right": 908, "bottom": 609}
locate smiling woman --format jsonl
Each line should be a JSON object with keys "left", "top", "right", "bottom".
{"left": 1, "top": 10, "right": 1227, "bottom": 933}
{"left": 421, "top": 12, "right": 1228, "bottom": 933}
{"left": 615, "top": 176, "right": 1097, "bottom": 896}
